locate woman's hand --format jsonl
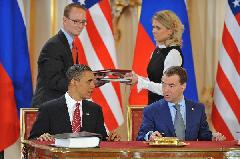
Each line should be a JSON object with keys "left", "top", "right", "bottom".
{"left": 124, "top": 71, "right": 138, "bottom": 85}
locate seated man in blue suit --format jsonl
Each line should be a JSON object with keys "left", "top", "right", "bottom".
{"left": 137, "top": 66, "right": 225, "bottom": 141}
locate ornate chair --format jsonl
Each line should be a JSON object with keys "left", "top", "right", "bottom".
{"left": 127, "top": 105, "right": 145, "bottom": 141}
{"left": 20, "top": 108, "right": 39, "bottom": 140}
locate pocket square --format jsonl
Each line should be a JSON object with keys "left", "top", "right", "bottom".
{"left": 86, "top": 113, "right": 90, "bottom": 116}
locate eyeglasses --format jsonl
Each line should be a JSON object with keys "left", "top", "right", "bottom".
{"left": 67, "top": 17, "right": 87, "bottom": 26}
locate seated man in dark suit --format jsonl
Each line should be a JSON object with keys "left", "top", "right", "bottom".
{"left": 29, "top": 64, "right": 119, "bottom": 141}
{"left": 137, "top": 66, "right": 225, "bottom": 141}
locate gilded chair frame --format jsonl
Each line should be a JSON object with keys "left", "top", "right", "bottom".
{"left": 20, "top": 108, "right": 38, "bottom": 140}
{"left": 127, "top": 105, "right": 144, "bottom": 141}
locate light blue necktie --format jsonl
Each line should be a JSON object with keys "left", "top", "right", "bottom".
{"left": 173, "top": 104, "right": 185, "bottom": 140}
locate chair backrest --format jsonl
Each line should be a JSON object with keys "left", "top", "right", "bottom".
{"left": 20, "top": 108, "right": 38, "bottom": 140}
{"left": 127, "top": 105, "right": 144, "bottom": 141}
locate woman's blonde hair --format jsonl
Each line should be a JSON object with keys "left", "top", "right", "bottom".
{"left": 152, "top": 10, "right": 184, "bottom": 47}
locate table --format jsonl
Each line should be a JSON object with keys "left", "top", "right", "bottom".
{"left": 22, "top": 140, "right": 240, "bottom": 159}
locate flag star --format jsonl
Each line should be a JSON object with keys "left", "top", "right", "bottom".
{"left": 79, "top": 0, "right": 86, "bottom": 5}
{"left": 233, "top": 0, "right": 240, "bottom": 7}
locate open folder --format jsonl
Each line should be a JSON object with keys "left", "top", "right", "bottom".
{"left": 93, "top": 69, "right": 132, "bottom": 83}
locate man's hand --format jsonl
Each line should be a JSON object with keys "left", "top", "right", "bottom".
{"left": 212, "top": 132, "right": 226, "bottom": 141}
{"left": 149, "top": 131, "right": 163, "bottom": 141}
{"left": 37, "top": 133, "right": 54, "bottom": 142}
{"left": 106, "top": 131, "right": 121, "bottom": 142}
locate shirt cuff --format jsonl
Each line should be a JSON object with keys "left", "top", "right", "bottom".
{"left": 137, "top": 76, "right": 149, "bottom": 93}
{"left": 144, "top": 131, "right": 154, "bottom": 141}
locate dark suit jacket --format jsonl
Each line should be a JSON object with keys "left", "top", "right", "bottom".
{"left": 137, "top": 99, "right": 212, "bottom": 141}
{"left": 32, "top": 30, "right": 73, "bottom": 106}
{"left": 29, "top": 95, "right": 108, "bottom": 140}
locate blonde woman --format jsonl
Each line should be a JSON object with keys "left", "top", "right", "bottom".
{"left": 127, "top": 10, "right": 184, "bottom": 104}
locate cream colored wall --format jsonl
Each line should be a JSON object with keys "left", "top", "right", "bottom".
{"left": 5, "top": 0, "right": 227, "bottom": 158}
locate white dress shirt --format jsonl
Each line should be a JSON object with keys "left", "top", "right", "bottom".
{"left": 137, "top": 44, "right": 182, "bottom": 95}
{"left": 65, "top": 92, "right": 83, "bottom": 126}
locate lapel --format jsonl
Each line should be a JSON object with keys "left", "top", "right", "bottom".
{"left": 161, "top": 100, "right": 176, "bottom": 136}
{"left": 58, "top": 30, "right": 73, "bottom": 65}
{"left": 81, "top": 100, "right": 92, "bottom": 129}
{"left": 58, "top": 96, "right": 72, "bottom": 132}
{"left": 185, "top": 99, "right": 195, "bottom": 140}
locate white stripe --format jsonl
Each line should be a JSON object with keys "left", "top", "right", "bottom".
{"left": 89, "top": 4, "right": 118, "bottom": 67}
{"left": 214, "top": 84, "right": 240, "bottom": 139}
{"left": 17, "top": 0, "right": 26, "bottom": 26}
{"left": 220, "top": 45, "right": 240, "bottom": 97}
{"left": 79, "top": 29, "right": 124, "bottom": 125}
{"left": 225, "top": 3, "right": 240, "bottom": 51}
{"left": 100, "top": 85, "right": 124, "bottom": 125}
{"left": 79, "top": 29, "right": 104, "bottom": 70}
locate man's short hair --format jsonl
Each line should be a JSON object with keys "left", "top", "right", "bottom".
{"left": 64, "top": 3, "right": 86, "bottom": 18}
{"left": 163, "top": 66, "right": 188, "bottom": 84}
{"left": 66, "top": 64, "right": 92, "bottom": 84}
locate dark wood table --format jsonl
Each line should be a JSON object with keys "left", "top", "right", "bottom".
{"left": 22, "top": 140, "right": 240, "bottom": 159}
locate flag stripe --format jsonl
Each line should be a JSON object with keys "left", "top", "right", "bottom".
{"left": 213, "top": 84, "right": 240, "bottom": 139}
{"left": 212, "top": 0, "right": 240, "bottom": 141}
{"left": 222, "top": 24, "right": 240, "bottom": 74}
{"left": 0, "top": 64, "right": 19, "bottom": 151}
{"left": 86, "top": 12, "right": 116, "bottom": 69}
{"left": 225, "top": 3, "right": 240, "bottom": 51}
{"left": 88, "top": 4, "right": 117, "bottom": 67}
{"left": 92, "top": 88, "right": 119, "bottom": 129}
{"left": 212, "top": 103, "right": 234, "bottom": 140}
{"left": 129, "top": 24, "right": 154, "bottom": 105}
{"left": 216, "top": 64, "right": 240, "bottom": 121}
{"left": 77, "top": 0, "right": 124, "bottom": 130}
{"left": 0, "top": 0, "right": 32, "bottom": 150}
{"left": 80, "top": 27, "right": 123, "bottom": 127}
{"left": 219, "top": 45, "right": 240, "bottom": 97}
{"left": 98, "top": 0, "right": 113, "bottom": 31}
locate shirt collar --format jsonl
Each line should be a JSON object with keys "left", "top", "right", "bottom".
{"left": 168, "top": 96, "right": 185, "bottom": 108}
{"left": 61, "top": 28, "right": 73, "bottom": 49}
{"left": 65, "top": 92, "right": 82, "bottom": 109}
{"left": 158, "top": 44, "right": 167, "bottom": 49}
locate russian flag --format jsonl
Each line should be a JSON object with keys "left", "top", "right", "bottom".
{"left": 129, "top": 0, "right": 198, "bottom": 105}
{"left": 0, "top": 0, "right": 33, "bottom": 151}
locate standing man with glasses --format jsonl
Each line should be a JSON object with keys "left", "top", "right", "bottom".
{"left": 32, "top": 3, "right": 90, "bottom": 107}
{"left": 137, "top": 66, "right": 226, "bottom": 141}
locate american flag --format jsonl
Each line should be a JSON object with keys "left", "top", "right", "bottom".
{"left": 212, "top": 0, "right": 240, "bottom": 140}
{"left": 71, "top": 0, "right": 124, "bottom": 131}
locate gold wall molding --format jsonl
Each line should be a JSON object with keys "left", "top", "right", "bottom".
{"left": 111, "top": 0, "right": 141, "bottom": 41}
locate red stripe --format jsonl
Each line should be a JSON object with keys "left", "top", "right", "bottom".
{"left": 212, "top": 102, "right": 234, "bottom": 140}
{"left": 86, "top": 12, "right": 116, "bottom": 69}
{"left": 129, "top": 23, "right": 155, "bottom": 105}
{"left": 222, "top": 24, "right": 240, "bottom": 74}
{"left": 216, "top": 64, "right": 240, "bottom": 122}
{"left": 92, "top": 88, "right": 118, "bottom": 130}
{"left": 129, "top": 85, "right": 148, "bottom": 105}
{"left": 132, "top": 24, "right": 155, "bottom": 76}
{"left": 99, "top": 0, "right": 113, "bottom": 32}
{"left": 235, "top": 13, "right": 240, "bottom": 26}
{"left": 0, "top": 64, "right": 19, "bottom": 151}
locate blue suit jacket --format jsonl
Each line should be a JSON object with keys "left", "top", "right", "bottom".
{"left": 137, "top": 99, "right": 212, "bottom": 141}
